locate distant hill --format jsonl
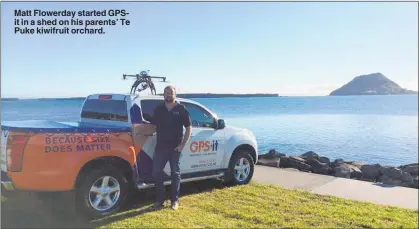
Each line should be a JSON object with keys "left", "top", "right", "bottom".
{"left": 329, "top": 73, "right": 418, "bottom": 96}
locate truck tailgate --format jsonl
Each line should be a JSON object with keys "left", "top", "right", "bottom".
{"left": 1, "top": 120, "right": 132, "bottom": 133}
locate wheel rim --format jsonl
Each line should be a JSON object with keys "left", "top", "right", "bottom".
{"left": 88, "top": 176, "right": 121, "bottom": 211}
{"left": 234, "top": 157, "right": 251, "bottom": 182}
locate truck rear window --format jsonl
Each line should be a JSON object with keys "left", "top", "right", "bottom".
{"left": 81, "top": 99, "right": 128, "bottom": 122}
{"left": 140, "top": 100, "right": 163, "bottom": 122}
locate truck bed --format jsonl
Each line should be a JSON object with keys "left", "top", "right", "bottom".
{"left": 1, "top": 120, "right": 132, "bottom": 133}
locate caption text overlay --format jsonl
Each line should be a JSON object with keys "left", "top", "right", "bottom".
{"left": 14, "top": 9, "right": 131, "bottom": 35}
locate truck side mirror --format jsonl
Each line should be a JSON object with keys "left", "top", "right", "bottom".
{"left": 217, "top": 119, "right": 225, "bottom": 129}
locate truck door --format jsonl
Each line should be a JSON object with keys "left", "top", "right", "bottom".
{"left": 180, "top": 102, "right": 226, "bottom": 172}
{"left": 130, "top": 98, "right": 157, "bottom": 182}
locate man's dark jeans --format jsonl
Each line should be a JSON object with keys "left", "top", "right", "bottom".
{"left": 152, "top": 145, "right": 181, "bottom": 204}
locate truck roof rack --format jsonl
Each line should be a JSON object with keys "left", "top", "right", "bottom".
{"left": 122, "top": 70, "right": 169, "bottom": 95}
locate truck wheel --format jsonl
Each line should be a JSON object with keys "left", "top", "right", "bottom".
{"left": 224, "top": 150, "right": 255, "bottom": 186}
{"left": 76, "top": 166, "right": 129, "bottom": 219}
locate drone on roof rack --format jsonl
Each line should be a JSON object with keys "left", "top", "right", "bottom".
{"left": 122, "top": 70, "right": 168, "bottom": 95}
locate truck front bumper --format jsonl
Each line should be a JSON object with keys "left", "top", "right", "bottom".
{"left": 1, "top": 171, "right": 15, "bottom": 191}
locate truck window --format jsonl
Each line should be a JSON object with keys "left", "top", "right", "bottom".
{"left": 81, "top": 99, "right": 128, "bottom": 122}
{"left": 140, "top": 99, "right": 163, "bottom": 122}
{"left": 181, "top": 102, "right": 215, "bottom": 128}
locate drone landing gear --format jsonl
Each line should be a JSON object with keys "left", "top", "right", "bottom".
{"left": 123, "top": 70, "right": 167, "bottom": 96}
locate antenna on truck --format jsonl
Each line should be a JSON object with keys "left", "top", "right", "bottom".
{"left": 122, "top": 70, "right": 168, "bottom": 95}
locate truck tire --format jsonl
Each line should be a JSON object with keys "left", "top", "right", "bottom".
{"left": 223, "top": 149, "right": 255, "bottom": 186}
{"left": 75, "top": 166, "right": 129, "bottom": 219}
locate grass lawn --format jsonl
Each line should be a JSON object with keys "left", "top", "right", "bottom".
{"left": 1, "top": 180, "right": 418, "bottom": 228}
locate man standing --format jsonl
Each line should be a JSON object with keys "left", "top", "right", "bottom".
{"left": 151, "top": 85, "right": 192, "bottom": 210}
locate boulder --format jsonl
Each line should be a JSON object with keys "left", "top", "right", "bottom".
{"left": 258, "top": 149, "right": 287, "bottom": 167}
{"left": 399, "top": 163, "right": 418, "bottom": 177}
{"left": 350, "top": 167, "right": 363, "bottom": 179}
{"left": 278, "top": 155, "right": 292, "bottom": 168}
{"left": 257, "top": 158, "right": 280, "bottom": 168}
{"left": 334, "top": 165, "right": 351, "bottom": 178}
{"left": 378, "top": 175, "right": 403, "bottom": 186}
{"left": 331, "top": 159, "right": 345, "bottom": 168}
{"left": 379, "top": 166, "right": 414, "bottom": 187}
{"left": 260, "top": 149, "right": 286, "bottom": 159}
{"left": 334, "top": 163, "right": 363, "bottom": 179}
{"left": 288, "top": 156, "right": 311, "bottom": 172}
{"left": 402, "top": 176, "right": 414, "bottom": 188}
{"left": 300, "top": 151, "right": 331, "bottom": 167}
{"left": 347, "top": 161, "right": 367, "bottom": 170}
{"left": 259, "top": 149, "right": 303, "bottom": 168}
{"left": 305, "top": 158, "right": 332, "bottom": 175}
{"left": 381, "top": 166, "right": 403, "bottom": 179}
{"left": 412, "top": 176, "right": 419, "bottom": 189}
{"left": 318, "top": 156, "right": 331, "bottom": 165}
{"left": 300, "top": 151, "right": 319, "bottom": 160}
{"left": 331, "top": 159, "right": 365, "bottom": 168}
{"left": 361, "top": 164, "right": 382, "bottom": 180}
{"left": 400, "top": 172, "right": 414, "bottom": 183}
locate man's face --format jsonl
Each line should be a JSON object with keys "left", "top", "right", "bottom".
{"left": 164, "top": 87, "right": 176, "bottom": 103}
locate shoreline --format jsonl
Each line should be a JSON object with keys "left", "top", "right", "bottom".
{"left": 257, "top": 149, "right": 419, "bottom": 189}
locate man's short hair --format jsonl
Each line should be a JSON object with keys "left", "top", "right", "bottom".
{"left": 164, "top": 85, "right": 176, "bottom": 93}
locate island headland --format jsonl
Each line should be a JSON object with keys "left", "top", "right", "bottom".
{"left": 329, "top": 73, "right": 418, "bottom": 96}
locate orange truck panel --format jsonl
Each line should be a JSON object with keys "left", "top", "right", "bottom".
{"left": 7, "top": 131, "right": 136, "bottom": 191}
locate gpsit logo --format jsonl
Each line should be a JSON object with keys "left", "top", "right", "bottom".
{"left": 190, "top": 140, "right": 219, "bottom": 153}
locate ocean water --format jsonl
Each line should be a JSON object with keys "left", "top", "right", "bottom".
{"left": 1, "top": 95, "right": 418, "bottom": 166}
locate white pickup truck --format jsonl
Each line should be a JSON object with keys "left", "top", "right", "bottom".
{"left": 1, "top": 93, "right": 259, "bottom": 218}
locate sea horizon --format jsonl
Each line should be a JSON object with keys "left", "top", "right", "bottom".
{"left": 2, "top": 93, "right": 419, "bottom": 100}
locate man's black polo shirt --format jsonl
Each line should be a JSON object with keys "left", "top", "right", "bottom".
{"left": 151, "top": 102, "right": 192, "bottom": 149}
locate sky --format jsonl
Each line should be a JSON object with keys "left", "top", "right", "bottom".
{"left": 1, "top": 2, "right": 418, "bottom": 98}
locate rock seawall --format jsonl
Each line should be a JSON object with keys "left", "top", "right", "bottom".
{"left": 257, "top": 149, "right": 419, "bottom": 189}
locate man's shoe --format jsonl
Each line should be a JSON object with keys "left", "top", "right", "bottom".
{"left": 152, "top": 202, "right": 164, "bottom": 211}
{"left": 171, "top": 201, "right": 179, "bottom": 210}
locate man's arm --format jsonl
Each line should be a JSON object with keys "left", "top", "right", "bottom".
{"left": 178, "top": 125, "right": 192, "bottom": 150}
{"left": 175, "top": 107, "right": 192, "bottom": 152}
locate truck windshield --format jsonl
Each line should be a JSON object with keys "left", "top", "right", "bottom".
{"left": 81, "top": 99, "right": 128, "bottom": 122}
